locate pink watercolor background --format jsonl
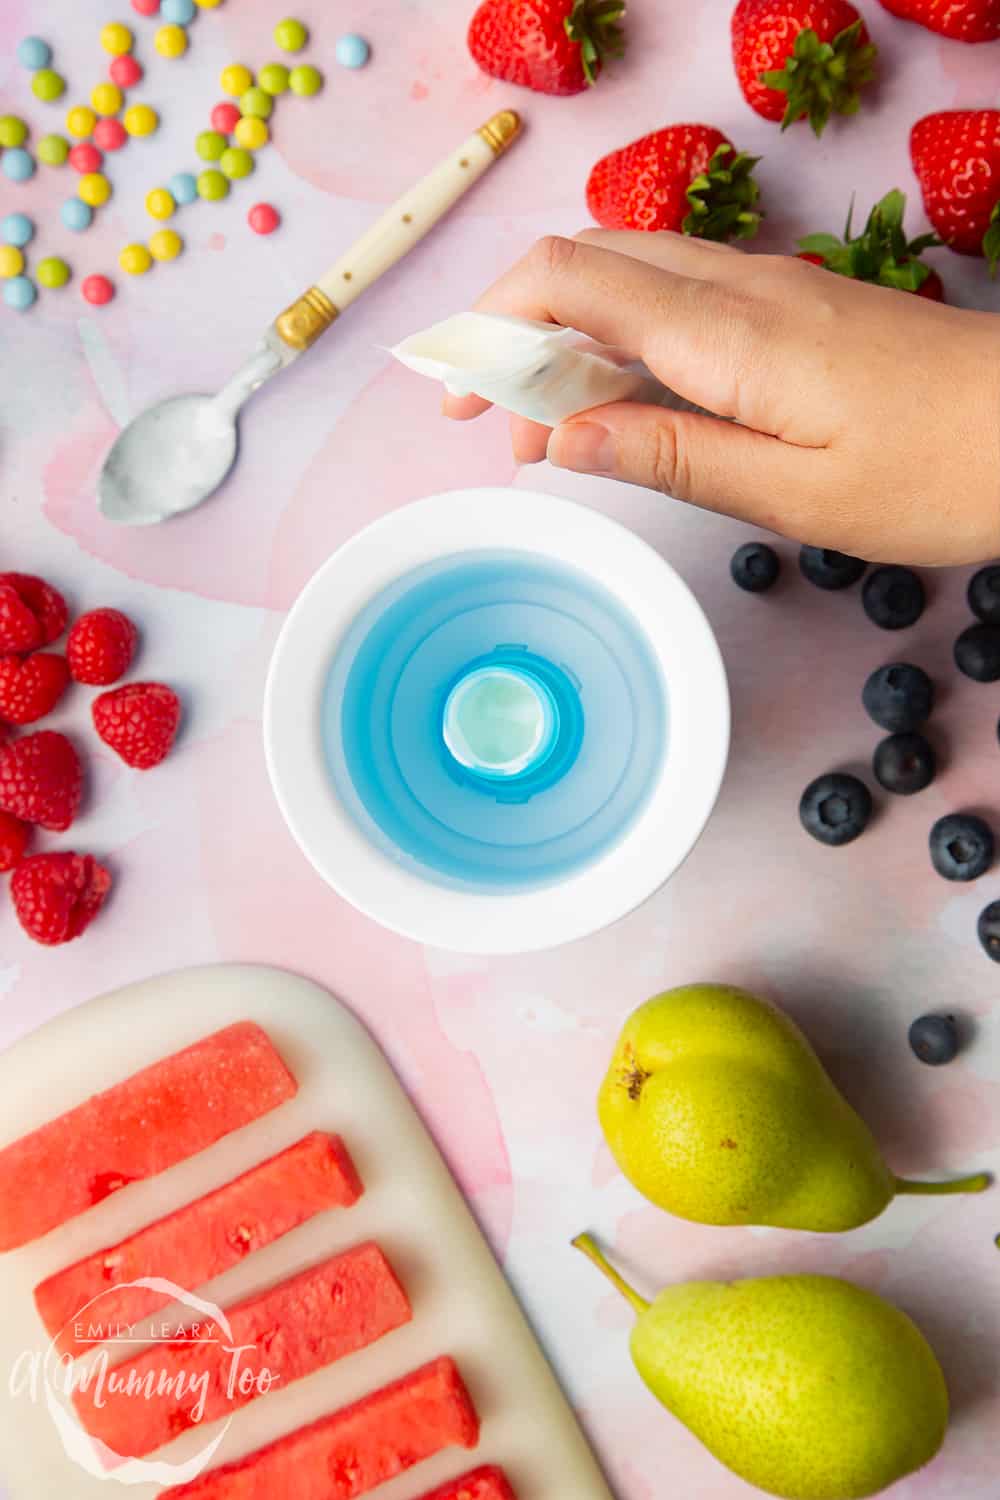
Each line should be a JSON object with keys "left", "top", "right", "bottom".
{"left": 2, "top": 1, "right": 1000, "bottom": 1496}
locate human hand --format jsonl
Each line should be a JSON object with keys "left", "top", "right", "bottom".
{"left": 443, "top": 231, "right": 1000, "bottom": 566}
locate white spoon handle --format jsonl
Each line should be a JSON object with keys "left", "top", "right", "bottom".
{"left": 273, "top": 109, "right": 522, "bottom": 353}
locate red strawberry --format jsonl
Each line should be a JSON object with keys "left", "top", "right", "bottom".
{"left": 67, "top": 609, "right": 139, "bottom": 686}
{"left": 0, "top": 731, "right": 83, "bottom": 831}
{"left": 0, "top": 574, "right": 68, "bottom": 647}
{"left": 0, "top": 586, "right": 42, "bottom": 655}
{"left": 732, "top": 0, "right": 877, "bottom": 136}
{"left": 911, "top": 111, "right": 1000, "bottom": 273}
{"left": 0, "top": 812, "right": 31, "bottom": 872}
{"left": 587, "top": 125, "right": 762, "bottom": 239}
{"left": 93, "top": 682, "right": 181, "bottom": 770}
{"left": 0, "top": 655, "right": 70, "bottom": 726}
{"left": 468, "top": 0, "right": 625, "bottom": 96}
{"left": 797, "top": 189, "right": 946, "bottom": 298}
{"left": 877, "top": 0, "right": 1000, "bottom": 41}
{"left": 11, "top": 853, "right": 112, "bottom": 946}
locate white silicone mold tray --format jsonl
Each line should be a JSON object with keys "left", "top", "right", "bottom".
{"left": 0, "top": 964, "right": 614, "bottom": 1500}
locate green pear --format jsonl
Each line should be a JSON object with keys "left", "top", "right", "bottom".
{"left": 598, "top": 984, "right": 989, "bottom": 1230}
{"left": 573, "top": 1234, "right": 948, "bottom": 1500}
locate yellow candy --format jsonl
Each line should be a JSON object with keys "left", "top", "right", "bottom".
{"left": 119, "top": 242, "right": 152, "bottom": 275}
{"left": 124, "top": 103, "right": 159, "bottom": 137}
{"left": 91, "top": 82, "right": 123, "bottom": 117}
{"left": 195, "top": 0, "right": 224, "bottom": 6}
{"left": 100, "top": 22, "right": 134, "bottom": 55}
{"left": 149, "top": 228, "right": 183, "bottom": 261}
{"left": 220, "top": 64, "right": 254, "bottom": 97}
{"left": 66, "top": 105, "right": 97, "bottom": 139}
{"left": 233, "top": 115, "right": 268, "bottom": 150}
{"left": 0, "top": 246, "right": 25, "bottom": 279}
{"left": 146, "top": 188, "right": 176, "bottom": 221}
{"left": 155, "top": 24, "right": 188, "bottom": 59}
{"left": 78, "top": 172, "right": 112, "bottom": 207}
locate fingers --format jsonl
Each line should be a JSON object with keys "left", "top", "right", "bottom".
{"left": 547, "top": 402, "right": 822, "bottom": 533}
{"left": 510, "top": 414, "right": 551, "bottom": 464}
{"left": 470, "top": 234, "right": 727, "bottom": 360}
{"left": 573, "top": 228, "right": 747, "bottom": 281}
{"left": 441, "top": 392, "right": 490, "bottom": 420}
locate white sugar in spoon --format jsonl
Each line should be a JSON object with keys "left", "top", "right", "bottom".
{"left": 98, "top": 110, "right": 522, "bottom": 527}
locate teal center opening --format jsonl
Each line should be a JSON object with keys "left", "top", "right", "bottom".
{"left": 322, "top": 550, "right": 668, "bottom": 893}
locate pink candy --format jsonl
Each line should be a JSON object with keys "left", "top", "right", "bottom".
{"left": 110, "top": 54, "right": 144, "bottom": 89}
{"left": 69, "top": 143, "right": 103, "bottom": 174}
{"left": 81, "top": 274, "right": 115, "bottom": 306}
{"left": 211, "top": 101, "right": 242, "bottom": 134}
{"left": 93, "top": 117, "right": 128, "bottom": 151}
{"left": 248, "top": 203, "right": 280, "bottom": 235}
{"left": 131, "top": 0, "right": 160, "bottom": 13}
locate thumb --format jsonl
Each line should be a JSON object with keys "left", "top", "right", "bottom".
{"left": 547, "top": 403, "right": 816, "bottom": 531}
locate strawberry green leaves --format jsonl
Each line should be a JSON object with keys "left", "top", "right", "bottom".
{"left": 761, "top": 21, "right": 878, "bottom": 137}
{"left": 684, "top": 144, "right": 763, "bottom": 241}
{"left": 563, "top": 0, "right": 626, "bottom": 86}
{"left": 798, "top": 189, "right": 941, "bottom": 292}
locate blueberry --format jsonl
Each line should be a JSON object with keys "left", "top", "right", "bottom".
{"left": 929, "top": 813, "right": 994, "bottom": 882}
{"left": 862, "top": 566, "right": 925, "bottom": 630}
{"left": 800, "top": 773, "right": 873, "bottom": 846}
{"left": 954, "top": 623, "right": 1000, "bottom": 682}
{"left": 873, "top": 732, "right": 935, "bottom": 795}
{"left": 861, "top": 663, "right": 933, "bottom": 733}
{"left": 908, "top": 1014, "right": 959, "bottom": 1065}
{"left": 967, "top": 566, "right": 1000, "bottom": 624}
{"left": 799, "top": 547, "right": 867, "bottom": 591}
{"left": 731, "top": 542, "right": 780, "bottom": 593}
{"left": 977, "top": 900, "right": 1000, "bottom": 962}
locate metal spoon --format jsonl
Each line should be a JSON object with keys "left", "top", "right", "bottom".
{"left": 97, "top": 109, "right": 522, "bottom": 527}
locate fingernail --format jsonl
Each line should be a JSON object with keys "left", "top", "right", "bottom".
{"left": 548, "top": 422, "right": 616, "bottom": 475}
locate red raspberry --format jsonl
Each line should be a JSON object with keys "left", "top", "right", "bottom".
{"left": 92, "top": 683, "right": 181, "bottom": 770}
{"left": 11, "top": 853, "right": 112, "bottom": 946}
{"left": 0, "top": 574, "right": 68, "bottom": 647}
{"left": 0, "top": 585, "right": 42, "bottom": 654}
{"left": 0, "top": 654, "right": 70, "bottom": 725}
{"left": 67, "top": 609, "right": 139, "bottom": 686}
{"left": 0, "top": 731, "right": 84, "bottom": 831}
{"left": 0, "top": 812, "right": 30, "bottom": 871}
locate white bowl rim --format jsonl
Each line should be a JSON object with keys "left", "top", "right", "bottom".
{"left": 264, "top": 487, "right": 730, "bottom": 955}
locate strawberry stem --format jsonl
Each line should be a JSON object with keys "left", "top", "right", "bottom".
{"left": 797, "top": 188, "right": 941, "bottom": 291}
{"left": 563, "top": 0, "right": 626, "bottom": 87}
{"left": 683, "top": 143, "right": 762, "bottom": 242}
{"left": 761, "top": 20, "right": 878, "bottom": 138}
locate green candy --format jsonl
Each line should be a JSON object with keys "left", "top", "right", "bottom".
{"left": 37, "top": 257, "right": 70, "bottom": 288}
{"left": 219, "top": 147, "right": 254, "bottom": 180}
{"left": 239, "top": 86, "right": 273, "bottom": 119}
{"left": 196, "top": 168, "right": 229, "bottom": 201}
{"left": 37, "top": 133, "right": 70, "bottom": 165}
{"left": 289, "top": 64, "right": 323, "bottom": 97}
{"left": 196, "top": 130, "right": 227, "bottom": 162}
{"left": 257, "top": 62, "right": 290, "bottom": 95}
{"left": 31, "top": 69, "right": 66, "bottom": 103}
{"left": 0, "top": 116, "right": 28, "bottom": 149}
{"left": 274, "top": 17, "right": 308, "bottom": 52}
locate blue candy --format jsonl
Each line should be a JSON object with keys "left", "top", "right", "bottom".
{"left": 168, "top": 171, "right": 198, "bottom": 205}
{"left": 161, "top": 0, "right": 196, "bottom": 22}
{"left": 17, "top": 36, "right": 52, "bottom": 71}
{"left": 60, "top": 197, "right": 93, "bottom": 232}
{"left": 2, "top": 149, "right": 36, "bottom": 183}
{"left": 3, "top": 276, "right": 37, "bottom": 311}
{"left": 1, "top": 213, "right": 35, "bottom": 248}
{"left": 335, "top": 33, "right": 371, "bottom": 68}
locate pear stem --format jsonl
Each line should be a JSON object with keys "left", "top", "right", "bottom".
{"left": 893, "top": 1172, "right": 991, "bottom": 1197}
{"left": 571, "top": 1232, "right": 650, "bottom": 1315}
